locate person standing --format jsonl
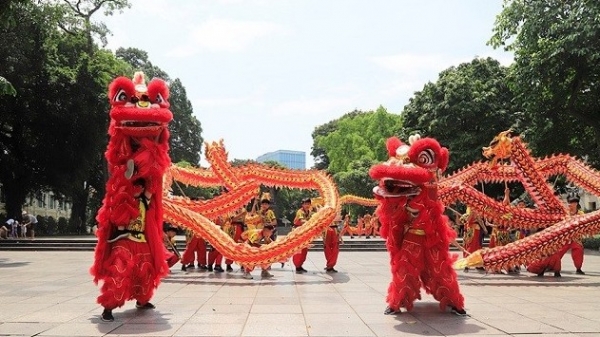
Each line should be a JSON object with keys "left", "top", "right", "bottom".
{"left": 21, "top": 211, "right": 37, "bottom": 239}
{"left": 461, "top": 207, "right": 487, "bottom": 272}
{"left": 293, "top": 198, "right": 314, "bottom": 273}
{"left": 180, "top": 228, "right": 207, "bottom": 271}
{"left": 528, "top": 194, "right": 586, "bottom": 277}
{"left": 163, "top": 225, "right": 180, "bottom": 269}
{"left": 259, "top": 198, "right": 277, "bottom": 239}
{"left": 241, "top": 225, "right": 275, "bottom": 279}
{"left": 323, "top": 215, "right": 342, "bottom": 272}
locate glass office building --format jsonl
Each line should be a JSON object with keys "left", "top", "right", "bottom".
{"left": 256, "top": 150, "right": 306, "bottom": 170}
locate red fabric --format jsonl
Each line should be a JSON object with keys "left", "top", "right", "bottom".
{"left": 165, "top": 249, "right": 179, "bottom": 268}
{"left": 181, "top": 236, "right": 207, "bottom": 265}
{"left": 324, "top": 227, "right": 340, "bottom": 269}
{"left": 225, "top": 224, "right": 244, "bottom": 265}
{"left": 370, "top": 136, "right": 464, "bottom": 313}
{"left": 91, "top": 75, "right": 173, "bottom": 309}
{"left": 96, "top": 240, "right": 156, "bottom": 309}
{"left": 462, "top": 220, "right": 481, "bottom": 258}
{"left": 208, "top": 249, "right": 222, "bottom": 266}
{"left": 528, "top": 241, "right": 584, "bottom": 274}
{"left": 571, "top": 241, "right": 584, "bottom": 269}
{"left": 293, "top": 248, "right": 308, "bottom": 268}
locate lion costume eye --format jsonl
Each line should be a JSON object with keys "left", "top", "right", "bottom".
{"left": 113, "top": 89, "right": 128, "bottom": 103}
{"left": 417, "top": 149, "right": 435, "bottom": 166}
{"left": 155, "top": 93, "right": 164, "bottom": 104}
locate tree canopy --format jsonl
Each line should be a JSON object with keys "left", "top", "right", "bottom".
{"left": 402, "top": 57, "right": 521, "bottom": 173}
{"left": 490, "top": 0, "right": 600, "bottom": 165}
{"left": 314, "top": 106, "right": 402, "bottom": 174}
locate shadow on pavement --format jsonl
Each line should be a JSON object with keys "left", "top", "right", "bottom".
{"left": 0, "top": 258, "right": 31, "bottom": 268}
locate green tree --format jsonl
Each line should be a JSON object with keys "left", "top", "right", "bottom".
{"left": 115, "top": 48, "right": 203, "bottom": 165}
{"left": 315, "top": 106, "right": 402, "bottom": 175}
{"left": 489, "top": 0, "right": 600, "bottom": 165}
{"left": 0, "top": 77, "right": 16, "bottom": 96}
{"left": 310, "top": 110, "right": 362, "bottom": 170}
{"left": 169, "top": 79, "right": 203, "bottom": 164}
{"left": 401, "top": 57, "right": 521, "bottom": 173}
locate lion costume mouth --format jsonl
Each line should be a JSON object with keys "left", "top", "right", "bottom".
{"left": 373, "top": 178, "right": 421, "bottom": 197}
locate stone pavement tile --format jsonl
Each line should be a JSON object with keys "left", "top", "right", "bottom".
{"left": 254, "top": 296, "right": 300, "bottom": 305}
{"left": 357, "top": 312, "right": 419, "bottom": 325}
{"left": 242, "top": 313, "right": 307, "bottom": 337}
{"left": 367, "top": 322, "right": 443, "bottom": 336}
{"left": 424, "top": 317, "right": 506, "bottom": 335}
{"left": 17, "top": 295, "right": 74, "bottom": 304}
{"left": 187, "top": 312, "right": 248, "bottom": 324}
{"left": 37, "top": 322, "right": 122, "bottom": 336}
{"left": 0, "top": 322, "right": 57, "bottom": 336}
{"left": 106, "top": 323, "right": 183, "bottom": 336}
{"left": 126, "top": 310, "right": 197, "bottom": 324}
{"left": 301, "top": 303, "right": 355, "bottom": 314}
{"left": 12, "top": 308, "right": 89, "bottom": 323}
{"left": 481, "top": 317, "right": 565, "bottom": 334}
{"left": 343, "top": 294, "right": 386, "bottom": 306}
{"left": 479, "top": 295, "right": 531, "bottom": 304}
{"left": 204, "top": 295, "right": 255, "bottom": 305}
{"left": 304, "top": 312, "right": 362, "bottom": 324}
{"left": 174, "top": 322, "right": 244, "bottom": 336}
{"left": 352, "top": 304, "right": 386, "bottom": 314}
{"left": 196, "top": 303, "right": 252, "bottom": 313}
{"left": 306, "top": 322, "right": 375, "bottom": 337}
{"left": 571, "top": 310, "right": 600, "bottom": 320}
{"left": 537, "top": 315, "right": 600, "bottom": 333}
{"left": 250, "top": 304, "right": 302, "bottom": 313}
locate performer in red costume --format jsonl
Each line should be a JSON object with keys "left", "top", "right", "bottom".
{"left": 461, "top": 208, "right": 487, "bottom": 272}
{"left": 180, "top": 229, "right": 207, "bottom": 271}
{"left": 293, "top": 198, "right": 314, "bottom": 273}
{"left": 369, "top": 134, "right": 466, "bottom": 316}
{"left": 91, "top": 72, "right": 173, "bottom": 322}
{"left": 323, "top": 215, "right": 342, "bottom": 272}
{"left": 527, "top": 193, "right": 586, "bottom": 277}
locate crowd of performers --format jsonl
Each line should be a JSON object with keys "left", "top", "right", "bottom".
{"left": 160, "top": 196, "right": 350, "bottom": 278}
{"left": 456, "top": 189, "right": 587, "bottom": 277}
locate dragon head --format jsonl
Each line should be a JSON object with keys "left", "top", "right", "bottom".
{"left": 369, "top": 134, "right": 449, "bottom": 198}
{"left": 108, "top": 71, "right": 173, "bottom": 138}
{"left": 482, "top": 130, "right": 513, "bottom": 164}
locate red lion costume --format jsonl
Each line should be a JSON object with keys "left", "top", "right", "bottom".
{"left": 90, "top": 72, "right": 173, "bottom": 321}
{"left": 369, "top": 135, "right": 466, "bottom": 316}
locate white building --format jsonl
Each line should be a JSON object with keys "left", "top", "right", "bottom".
{"left": 0, "top": 185, "right": 72, "bottom": 219}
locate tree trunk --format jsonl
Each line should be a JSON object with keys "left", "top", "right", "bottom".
{"left": 69, "top": 185, "right": 89, "bottom": 235}
{"left": 2, "top": 175, "right": 28, "bottom": 220}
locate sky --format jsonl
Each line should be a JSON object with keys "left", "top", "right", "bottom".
{"left": 100, "top": 0, "right": 513, "bottom": 168}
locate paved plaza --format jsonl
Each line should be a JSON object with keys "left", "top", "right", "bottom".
{"left": 0, "top": 250, "right": 599, "bottom": 337}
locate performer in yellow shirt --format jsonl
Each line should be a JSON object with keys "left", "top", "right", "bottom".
{"left": 241, "top": 225, "right": 275, "bottom": 279}
{"left": 293, "top": 198, "right": 314, "bottom": 273}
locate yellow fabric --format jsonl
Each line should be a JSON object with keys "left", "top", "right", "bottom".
{"left": 260, "top": 209, "right": 276, "bottom": 226}
{"left": 126, "top": 200, "right": 146, "bottom": 242}
{"left": 294, "top": 208, "right": 313, "bottom": 226}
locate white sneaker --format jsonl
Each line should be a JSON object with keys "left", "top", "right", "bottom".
{"left": 261, "top": 270, "right": 273, "bottom": 278}
{"left": 243, "top": 272, "right": 253, "bottom": 280}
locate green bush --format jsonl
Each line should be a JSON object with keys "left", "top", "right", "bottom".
{"left": 583, "top": 236, "right": 600, "bottom": 250}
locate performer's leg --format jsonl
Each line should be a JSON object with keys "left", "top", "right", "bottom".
{"left": 97, "top": 246, "right": 135, "bottom": 320}
{"left": 293, "top": 248, "right": 308, "bottom": 271}
{"left": 132, "top": 251, "right": 156, "bottom": 309}
{"left": 421, "top": 245, "right": 465, "bottom": 313}
{"left": 385, "top": 239, "right": 423, "bottom": 313}
{"left": 197, "top": 239, "right": 207, "bottom": 267}
{"left": 180, "top": 242, "right": 195, "bottom": 267}
{"left": 325, "top": 244, "right": 339, "bottom": 270}
{"left": 570, "top": 241, "right": 584, "bottom": 272}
